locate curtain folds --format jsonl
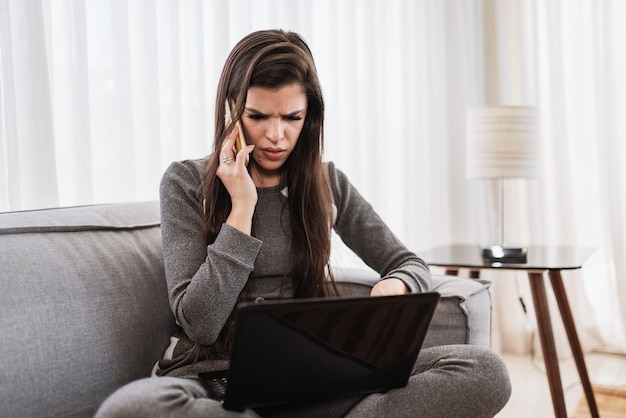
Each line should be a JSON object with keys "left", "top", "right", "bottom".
{"left": 484, "top": 0, "right": 626, "bottom": 354}
{"left": 0, "top": 0, "right": 624, "bottom": 354}
{"left": 536, "top": 0, "right": 626, "bottom": 353}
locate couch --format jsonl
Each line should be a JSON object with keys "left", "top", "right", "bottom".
{"left": 0, "top": 202, "right": 492, "bottom": 417}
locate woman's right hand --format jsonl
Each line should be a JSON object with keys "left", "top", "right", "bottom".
{"left": 216, "top": 126, "right": 257, "bottom": 234}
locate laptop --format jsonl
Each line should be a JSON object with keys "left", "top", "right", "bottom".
{"left": 199, "top": 292, "right": 440, "bottom": 412}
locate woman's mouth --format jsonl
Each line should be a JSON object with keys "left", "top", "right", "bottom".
{"left": 262, "top": 148, "right": 285, "bottom": 161}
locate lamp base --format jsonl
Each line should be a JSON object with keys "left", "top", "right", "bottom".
{"left": 482, "top": 245, "right": 528, "bottom": 263}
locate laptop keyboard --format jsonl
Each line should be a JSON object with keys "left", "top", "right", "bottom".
{"left": 202, "top": 375, "right": 228, "bottom": 401}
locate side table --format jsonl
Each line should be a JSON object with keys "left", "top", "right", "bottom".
{"left": 419, "top": 244, "right": 598, "bottom": 418}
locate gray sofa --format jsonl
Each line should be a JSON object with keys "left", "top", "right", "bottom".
{"left": 0, "top": 202, "right": 492, "bottom": 418}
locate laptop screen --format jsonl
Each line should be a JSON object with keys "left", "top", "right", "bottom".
{"left": 222, "top": 292, "right": 440, "bottom": 411}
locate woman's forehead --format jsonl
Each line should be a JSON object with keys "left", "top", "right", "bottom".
{"left": 245, "top": 83, "right": 307, "bottom": 113}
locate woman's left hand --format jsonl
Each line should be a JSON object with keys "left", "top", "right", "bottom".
{"left": 370, "top": 278, "right": 409, "bottom": 297}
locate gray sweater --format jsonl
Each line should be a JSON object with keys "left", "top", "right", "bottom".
{"left": 157, "top": 158, "right": 431, "bottom": 376}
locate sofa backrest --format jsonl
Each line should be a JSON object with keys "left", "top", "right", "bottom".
{"left": 0, "top": 202, "right": 176, "bottom": 418}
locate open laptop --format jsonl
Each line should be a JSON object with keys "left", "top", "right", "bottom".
{"left": 199, "top": 292, "right": 440, "bottom": 412}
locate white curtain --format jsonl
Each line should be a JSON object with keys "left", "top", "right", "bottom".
{"left": 536, "top": 0, "right": 626, "bottom": 354}
{"left": 1, "top": 0, "right": 624, "bottom": 354}
{"left": 481, "top": 0, "right": 626, "bottom": 356}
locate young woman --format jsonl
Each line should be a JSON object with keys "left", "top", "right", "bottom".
{"left": 96, "top": 29, "right": 511, "bottom": 418}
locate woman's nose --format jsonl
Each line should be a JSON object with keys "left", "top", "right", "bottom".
{"left": 265, "top": 118, "right": 284, "bottom": 142}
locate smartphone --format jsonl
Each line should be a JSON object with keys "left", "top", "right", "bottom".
{"left": 225, "top": 99, "right": 249, "bottom": 166}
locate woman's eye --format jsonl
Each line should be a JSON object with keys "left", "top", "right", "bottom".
{"left": 245, "top": 114, "right": 302, "bottom": 121}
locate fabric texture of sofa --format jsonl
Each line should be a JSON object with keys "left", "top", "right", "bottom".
{"left": 0, "top": 202, "right": 492, "bottom": 417}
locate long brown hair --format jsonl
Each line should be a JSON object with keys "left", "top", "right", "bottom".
{"left": 196, "top": 30, "right": 337, "bottom": 359}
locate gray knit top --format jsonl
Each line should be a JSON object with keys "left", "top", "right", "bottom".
{"left": 156, "top": 158, "right": 431, "bottom": 377}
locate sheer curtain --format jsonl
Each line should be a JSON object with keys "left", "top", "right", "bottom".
{"left": 534, "top": 0, "right": 626, "bottom": 354}
{"left": 483, "top": 0, "right": 626, "bottom": 356}
{"left": 0, "top": 0, "right": 486, "bottom": 248}
{"left": 1, "top": 0, "right": 624, "bottom": 354}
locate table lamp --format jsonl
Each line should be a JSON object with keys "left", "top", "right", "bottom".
{"left": 466, "top": 106, "right": 540, "bottom": 263}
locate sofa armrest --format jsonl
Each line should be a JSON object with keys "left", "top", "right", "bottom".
{"left": 0, "top": 202, "right": 176, "bottom": 418}
{"left": 332, "top": 267, "right": 491, "bottom": 348}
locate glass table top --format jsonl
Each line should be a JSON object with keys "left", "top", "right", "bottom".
{"left": 419, "top": 244, "right": 595, "bottom": 271}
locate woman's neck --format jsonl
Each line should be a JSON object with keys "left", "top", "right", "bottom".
{"left": 251, "top": 167, "right": 282, "bottom": 188}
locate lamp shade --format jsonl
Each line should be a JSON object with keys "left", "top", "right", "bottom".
{"left": 466, "top": 106, "right": 540, "bottom": 179}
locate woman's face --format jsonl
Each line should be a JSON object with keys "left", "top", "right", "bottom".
{"left": 241, "top": 82, "right": 307, "bottom": 186}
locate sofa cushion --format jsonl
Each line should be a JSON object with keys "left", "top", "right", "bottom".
{"left": 0, "top": 202, "right": 176, "bottom": 418}
{"left": 425, "top": 274, "right": 491, "bottom": 347}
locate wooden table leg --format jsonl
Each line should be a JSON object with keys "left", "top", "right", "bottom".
{"left": 528, "top": 272, "right": 567, "bottom": 418}
{"left": 549, "top": 270, "right": 599, "bottom": 418}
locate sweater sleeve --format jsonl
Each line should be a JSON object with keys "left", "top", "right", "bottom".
{"left": 159, "top": 160, "right": 262, "bottom": 345}
{"left": 328, "top": 162, "right": 432, "bottom": 293}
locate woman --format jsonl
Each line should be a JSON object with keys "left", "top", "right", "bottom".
{"left": 96, "top": 29, "right": 511, "bottom": 418}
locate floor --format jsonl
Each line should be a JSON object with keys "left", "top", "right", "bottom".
{"left": 496, "top": 351, "right": 626, "bottom": 417}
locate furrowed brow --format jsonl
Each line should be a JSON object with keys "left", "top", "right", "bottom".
{"left": 245, "top": 107, "right": 305, "bottom": 117}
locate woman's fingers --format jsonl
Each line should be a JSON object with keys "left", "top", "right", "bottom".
{"left": 220, "top": 126, "right": 254, "bottom": 167}
{"left": 370, "top": 278, "right": 409, "bottom": 297}
{"left": 220, "top": 126, "right": 238, "bottom": 163}
{"left": 236, "top": 144, "right": 254, "bottom": 167}
{"left": 217, "top": 126, "right": 256, "bottom": 205}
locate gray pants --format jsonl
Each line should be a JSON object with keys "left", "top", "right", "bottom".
{"left": 95, "top": 345, "right": 511, "bottom": 418}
